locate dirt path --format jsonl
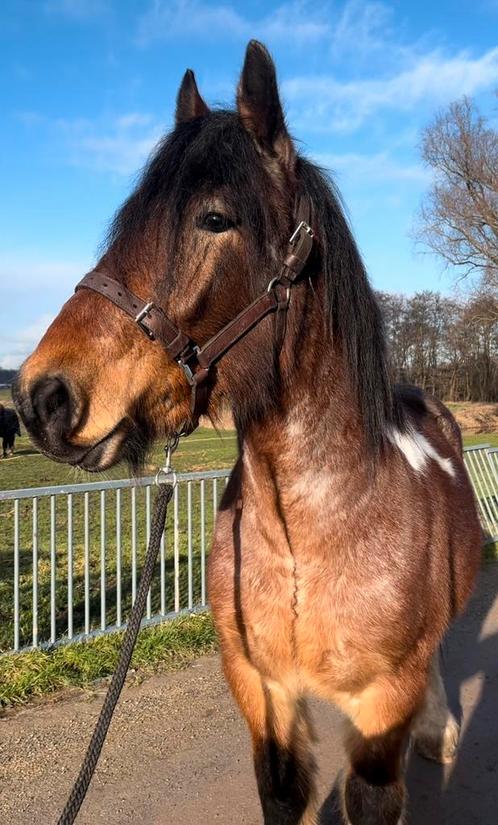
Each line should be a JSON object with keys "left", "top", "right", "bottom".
{"left": 1, "top": 564, "right": 498, "bottom": 825}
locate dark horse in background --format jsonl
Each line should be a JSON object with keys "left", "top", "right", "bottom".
{"left": 0, "top": 403, "right": 21, "bottom": 457}
{"left": 14, "top": 42, "right": 481, "bottom": 824}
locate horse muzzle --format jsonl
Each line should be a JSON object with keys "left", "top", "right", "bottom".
{"left": 12, "top": 374, "right": 128, "bottom": 472}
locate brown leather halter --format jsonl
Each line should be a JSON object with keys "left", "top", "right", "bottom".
{"left": 75, "top": 196, "right": 314, "bottom": 433}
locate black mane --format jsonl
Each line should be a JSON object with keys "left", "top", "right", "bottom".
{"left": 106, "top": 110, "right": 404, "bottom": 452}
{"left": 296, "top": 156, "right": 405, "bottom": 450}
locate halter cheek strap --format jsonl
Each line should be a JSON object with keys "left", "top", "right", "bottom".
{"left": 75, "top": 196, "right": 314, "bottom": 432}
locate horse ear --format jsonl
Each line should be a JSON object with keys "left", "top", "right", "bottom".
{"left": 237, "top": 40, "right": 294, "bottom": 166}
{"left": 176, "top": 69, "right": 210, "bottom": 123}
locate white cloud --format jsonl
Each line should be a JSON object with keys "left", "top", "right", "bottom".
{"left": 136, "top": 3, "right": 498, "bottom": 138}
{"left": 16, "top": 109, "right": 165, "bottom": 177}
{"left": 137, "top": 0, "right": 331, "bottom": 46}
{"left": 0, "top": 257, "right": 90, "bottom": 367}
{"left": 54, "top": 113, "right": 164, "bottom": 176}
{"left": 315, "top": 151, "right": 430, "bottom": 185}
{"left": 0, "top": 315, "right": 55, "bottom": 369}
{"left": 16, "top": 111, "right": 45, "bottom": 127}
{"left": 0, "top": 255, "right": 89, "bottom": 292}
{"left": 329, "top": 0, "right": 394, "bottom": 61}
{"left": 135, "top": 0, "right": 420, "bottom": 63}
{"left": 256, "top": 1, "right": 331, "bottom": 45}
{"left": 284, "top": 46, "right": 498, "bottom": 132}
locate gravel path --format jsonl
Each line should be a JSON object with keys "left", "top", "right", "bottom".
{"left": 1, "top": 563, "right": 498, "bottom": 825}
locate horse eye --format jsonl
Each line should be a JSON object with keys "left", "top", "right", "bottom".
{"left": 200, "top": 212, "right": 234, "bottom": 233}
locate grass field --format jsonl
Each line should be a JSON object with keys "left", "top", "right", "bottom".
{"left": 461, "top": 432, "right": 498, "bottom": 448}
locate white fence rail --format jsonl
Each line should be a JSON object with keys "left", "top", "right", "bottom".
{"left": 0, "top": 470, "right": 229, "bottom": 653}
{"left": 0, "top": 447, "right": 496, "bottom": 654}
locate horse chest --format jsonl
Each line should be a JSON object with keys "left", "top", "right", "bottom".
{"left": 210, "top": 496, "right": 422, "bottom": 694}
{"left": 210, "top": 501, "right": 359, "bottom": 679}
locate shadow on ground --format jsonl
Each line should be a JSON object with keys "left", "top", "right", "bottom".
{"left": 319, "top": 563, "right": 498, "bottom": 825}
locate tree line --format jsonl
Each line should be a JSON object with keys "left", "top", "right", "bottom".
{"left": 378, "top": 290, "right": 498, "bottom": 402}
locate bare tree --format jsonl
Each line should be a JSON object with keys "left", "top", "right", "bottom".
{"left": 417, "top": 96, "right": 498, "bottom": 287}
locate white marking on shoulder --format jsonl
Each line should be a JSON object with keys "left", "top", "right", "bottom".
{"left": 388, "top": 426, "right": 455, "bottom": 478}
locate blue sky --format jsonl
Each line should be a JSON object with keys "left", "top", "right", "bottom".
{"left": 1, "top": 0, "right": 498, "bottom": 367}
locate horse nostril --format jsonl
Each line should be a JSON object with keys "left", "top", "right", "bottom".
{"left": 31, "top": 377, "right": 75, "bottom": 431}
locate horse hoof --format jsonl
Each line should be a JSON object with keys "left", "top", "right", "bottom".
{"left": 414, "top": 713, "right": 460, "bottom": 764}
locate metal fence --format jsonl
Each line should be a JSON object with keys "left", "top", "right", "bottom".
{"left": 0, "top": 446, "right": 497, "bottom": 654}
{"left": 0, "top": 470, "right": 229, "bottom": 653}
{"left": 464, "top": 444, "right": 498, "bottom": 544}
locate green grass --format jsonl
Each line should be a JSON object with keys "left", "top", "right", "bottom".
{"left": 0, "top": 389, "right": 226, "bottom": 708}
{"left": 0, "top": 387, "right": 226, "bottom": 706}
{"left": 0, "top": 612, "right": 217, "bottom": 707}
{"left": 0, "top": 431, "right": 235, "bottom": 490}
{"left": 460, "top": 434, "right": 498, "bottom": 560}
{"left": 462, "top": 432, "right": 498, "bottom": 448}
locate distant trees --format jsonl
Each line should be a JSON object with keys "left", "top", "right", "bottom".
{"left": 378, "top": 290, "right": 498, "bottom": 402}
{"left": 0, "top": 369, "right": 17, "bottom": 385}
{"left": 416, "top": 96, "right": 498, "bottom": 290}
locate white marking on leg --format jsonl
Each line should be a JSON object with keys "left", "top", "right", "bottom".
{"left": 413, "top": 652, "right": 459, "bottom": 764}
{"left": 388, "top": 426, "right": 455, "bottom": 478}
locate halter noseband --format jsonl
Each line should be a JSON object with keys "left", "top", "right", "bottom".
{"left": 75, "top": 196, "right": 314, "bottom": 433}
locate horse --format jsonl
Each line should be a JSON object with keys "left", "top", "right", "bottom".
{"left": 0, "top": 403, "right": 21, "bottom": 457}
{"left": 13, "top": 41, "right": 481, "bottom": 824}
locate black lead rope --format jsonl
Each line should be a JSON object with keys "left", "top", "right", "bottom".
{"left": 57, "top": 481, "right": 174, "bottom": 825}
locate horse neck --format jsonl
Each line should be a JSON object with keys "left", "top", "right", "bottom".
{"left": 236, "top": 279, "right": 370, "bottom": 507}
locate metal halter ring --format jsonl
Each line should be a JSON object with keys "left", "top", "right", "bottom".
{"left": 154, "top": 431, "right": 181, "bottom": 487}
{"left": 267, "top": 277, "right": 291, "bottom": 308}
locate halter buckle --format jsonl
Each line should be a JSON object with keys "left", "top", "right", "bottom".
{"left": 135, "top": 302, "right": 155, "bottom": 337}
{"left": 289, "top": 221, "right": 314, "bottom": 245}
{"left": 177, "top": 345, "right": 201, "bottom": 385}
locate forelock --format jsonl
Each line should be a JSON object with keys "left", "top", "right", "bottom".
{"left": 105, "top": 111, "right": 280, "bottom": 256}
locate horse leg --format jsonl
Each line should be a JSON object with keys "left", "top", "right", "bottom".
{"left": 222, "top": 650, "right": 318, "bottom": 825}
{"left": 412, "top": 651, "right": 459, "bottom": 763}
{"left": 342, "top": 724, "right": 410, "bottom": 825}
{"left": 340, "top": 671, "right": 425, "bottom": 825}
